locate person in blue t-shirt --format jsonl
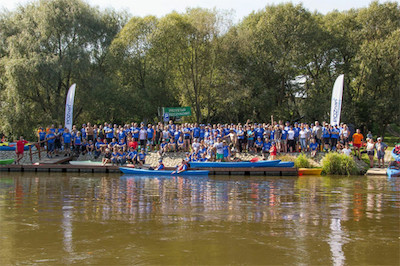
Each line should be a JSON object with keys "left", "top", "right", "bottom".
{"left": 105, "top": 124, "right": 114, "bottom": 143}
{"left": 147, "top": 124, "right": 155, "bottom": 151}
{"left": 73, "top": 131, "right": 82, "bottom": 155}
{"left": 193, "top": 123, "right": 200, "bottom": 139}
{"left": 127, "top": 147, "right": 138, "bottom": 164}
{"left": 199, "top": 125, "right": 205, "bottom": 140}
{"left": 309, "top": 138, "right": 319, "bottom": 158}
{"left": 222, "top": 140, "right": 230, "bottom": 161}
{"left": 138, "top": 149, "right": 147, "bottom": 165}
{"left": 111, "top": 147, "right": 120, "bottom": 165}
{"left": 62, "top": 128, "right": 72, "bottom": 157}
{"left": 94, "top": 137, "right": 104, "bottom": 159}
{"left": 330, "top": 125, "right": 340, "bottom": 151}
{"left": 46, "top": 130, "right": 56, "bottom": 158}
{"left": 322, "top": 125, "right": 331, "bottom": 152}
{"left": 281, "top": 127, "right": 288, "bottom": 153}
{"left": 255, "top": 136, "right": 264, "bottom": 153}
{"left": 155, "top": 159, "right": 165, "bottom": 170}
{"left": 262, "top": 139, "right": 272, "bottom": 159}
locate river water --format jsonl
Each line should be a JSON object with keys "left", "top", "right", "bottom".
{"left": 0, "top": 172, "right": 399, "bottom": 265}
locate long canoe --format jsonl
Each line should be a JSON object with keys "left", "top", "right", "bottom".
{"left": 189, "top": 160, "right": 281, "bottom": 168}
{"left": 0, "top": 158, "right": 15, "bottom": 165}
{"left": 119, "top": 167, "right": 209, "bottom": 176}
{"left": 387, "top": 167, "right": 400, "bottom": 178}
{"left": 277, "top": 161, "right": 295, "bottom": 167}
{"left": 391, "top": 148, "right": 400, "bottom": 162}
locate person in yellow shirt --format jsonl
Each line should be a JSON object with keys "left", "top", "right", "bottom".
{"left": 352, "top": 129, "right": 364, "bottom": 160}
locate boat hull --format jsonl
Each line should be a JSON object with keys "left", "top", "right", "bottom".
{"left": 189, "top": 160, "right": 281, "bottom": 168}
{"left": 387, "top": 167, "right": 400, "bottom": 178}
{"left": 0, "top": 143, "right": 30, "bottom": 151}
{"left": 391, "top": 148, "right": 400, "bottom": 162}
{"left": 298, "top": 168, "right": 323, "bottom": 175}
{"left": 119, "top": 167, "right": 209, "bottom": 176}
{"left": 277, "top": 161, "right": 295, "bottom": 167}
{"left": 0, "top": 158, "right": 15, "bottom": 165}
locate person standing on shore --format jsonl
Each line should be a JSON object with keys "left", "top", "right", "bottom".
{"left": 15, "top": 136, "right": 28, "bottom": 164}
{"left": 366, "top": 138, "right": 375, "bottom": 168}
{"left": 375, "top": 137, "right": 388, "bottom": 168}
{"left": 352, "top": 129, "right": 364, "bottom": 160}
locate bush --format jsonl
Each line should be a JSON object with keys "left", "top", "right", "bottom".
{"left": 321, "top": 153, "right": 357, "bottom": 175}
{"left": 277, "top": 154, "right": 296, "bottom": 162}
{"left": 294, "top": 153, "right": 311, "bottom": 168}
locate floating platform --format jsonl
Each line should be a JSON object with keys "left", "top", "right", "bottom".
{"left": 0, "top": 164, "right": 298, "bottom": 176}
{"left": 366, "top": 168, "right": 387, "bottom": 176}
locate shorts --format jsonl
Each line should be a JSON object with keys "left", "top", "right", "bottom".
{"left": 216, "top": 153, "right": 224, "bottom": 160}
{"left": 64, "top": 143, "right": 71, "bottom": 150}
{"left": 184, "top": 136, "right": 190, "bottom": 140}
{"left": 140, "top": 139, "right": 146, "bottom": 147}
{"left": 354, "top": 143, "right": 362, "bottom": 148}
{"left": 377, "top": 151, "right": 385, "bottom": 159}
{"left": 147, "top": 139, "right": 153, "bottom": 145}
{"left": 324, "top": 138, "right": 330, "bottom": 145}
{"left": 48, "top": 142, "right": 55, "bottom": 152}
{"left": 16, "top": 151, "right": 24, "bottom": 155}
{"left": 367, "top": 150, "right": 374, "bottom": 156}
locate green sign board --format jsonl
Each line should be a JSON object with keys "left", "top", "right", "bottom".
{"left": 163, "top": 107, "right": 192, "bottom": 117}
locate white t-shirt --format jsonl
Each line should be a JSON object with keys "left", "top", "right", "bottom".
{"left": 139, "top": 129, "right": 147, "bottom": 140}
{"left": 192, "top": 142, "right": 200, "bottom": 151}
{"left": 299, "top": 130, "right": 306, "bottom": 139}
{"left": 288, "top": 130, "right": 295, "bottom": 140}
{"left": 342, "top": 148, "right": 352, "bottom": 156}
{"left": 213, "top": 142, "right": 224, "bottom": 154}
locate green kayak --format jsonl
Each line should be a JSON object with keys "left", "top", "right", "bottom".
{"left": 0, "top": 158, "right": 15, "bottom": 165}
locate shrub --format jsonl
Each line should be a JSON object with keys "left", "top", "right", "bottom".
{"left": 321, "top": 153, "right": 357, "bottom": 175}
{"left": 277, "top": 154, "right": 296, "bottom": 162}
{"left": 294, "top": 153, "right": 311, "bottom": 168}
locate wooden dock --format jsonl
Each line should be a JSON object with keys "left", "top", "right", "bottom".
{"left": 38, "top": 156, "right": 74, "bottom": 164}
{"left": 366, "top": 167, "right": 387, "bottom": 176}
{"left": 0, "top": 164, "right": 298, "bottom": 176}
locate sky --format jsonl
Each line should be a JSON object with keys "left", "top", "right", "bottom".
{"left": 0, "top": 0, "right": 394, "bottom": 21}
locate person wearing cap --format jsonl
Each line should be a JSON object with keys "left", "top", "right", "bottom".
{"left": 375, "top": 137, "right": 388, "bottom": 168}
{"left": 155, "top": 159, "right": 165, "bottom": 170}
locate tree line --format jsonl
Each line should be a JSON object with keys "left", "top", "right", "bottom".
{"left": 0, "top": 0, "right": 399, "bottom": 139}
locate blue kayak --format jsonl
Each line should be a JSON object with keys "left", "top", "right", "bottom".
{"left": 119, "top": 167, "right": 209, "bottom": 176}
{"left": 0, "top": 143, "right": 30, "bottom": 151}
{"left": 387, "top": 167, "right": 400, "bottom": 178}
{"left": 391, "top": 148, "right": 400, "bottom": 162}
{"left": 277, "top": 161, "right": 295, "bottom": 167}
{"left": 189, "top": 160, "right": 281, "bottom": 168}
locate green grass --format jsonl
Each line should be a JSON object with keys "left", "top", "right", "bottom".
{"left": 294, "top": 153, "right": 311, "bottom": 168}
{"left": 321, "top": 152, "right": 358, "bottom": 175}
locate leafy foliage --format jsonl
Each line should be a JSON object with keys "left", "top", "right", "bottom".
{"left": 321, "top": 153, "right": 358, "bottom": 175}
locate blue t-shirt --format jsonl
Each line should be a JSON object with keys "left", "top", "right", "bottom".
{"left": 105, "top": 127, "right": 114, "bottom": 139}
{"left": 281, "top": 130, "right": 287, "bottom": 140}
{"left": 193, "top": 127, "right": 200, "bottom": 138}
{"left": 183, "top": 128, "right": 190, "bottom": 137}
{"left": 237, "top": 130, "right": 244, "bottom": 140}
{"left": 247, "top": 130, "right": 254, "bottom": 140}
{"left": 39, "top": 131, "right": 46, "bottom": 141}
{"left": 118, "top": 131, "right": 125, "bottom": 141}
{"left": 310, "top": 143, "right": 319, "bottom": 151}
{"left": 46, "top": 133, "right": 55, "bottom": 143}
{"left": 131, "top": 127, "right": 139, "bottom": 138}
{"left": 147, "top": 128, "right": 154, "bottom": 139}
{"left": 156, "top": 164, "right": 165, "bottom": 170}
{"left": 255, "top": 127, "right": 264, "bottom": 139}
{"left": 255, "top": 139, "right": 264, "bottom": 147}
{"left": 95, "top": 141, "right": 103, "bottom": 149}
{"left": 331, "top": 128, "right": 340, "bottom": 139}
{"left": 294, "top": 127, "right": 300, "bottom": 138}
{"left": 127, "top": 151, "right": 137, "bottom": 159}
{"left": 62, "top": 132, "right": 72, "bottom": 144}
{"left": 139, "top": 153, "right": 146, "bottom": 161}
{"left": 263, "top": 142, "right": 271, "bottom": 151}
{"left": 174, "top": 131, "right": 181, "bottom": 141}
{"left": 81, "top": 128, "right": 87, "bottom": 139}
{"left": 74, "top": 135, "right": 81, "bottom": 145}
{"left": 223, "top": 146, "right": 229, "bottom": 157}
{"left": 200, "top": 129, "right": 205, "bottom": 138}
{"left": 322, "top": 127, "right": 330, "bottom": 138}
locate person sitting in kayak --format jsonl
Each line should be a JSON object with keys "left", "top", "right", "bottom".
{"left": 102, "top": 148, "right": 112, "bottom": 166}
{"left": 172, "top": 159, "right": 188, "bottom": 174}
{"left": 155, "top": 159, "right": 165, "bottom": 170}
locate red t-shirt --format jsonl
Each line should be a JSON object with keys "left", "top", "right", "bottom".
{"left": 270, "top": 146, "right": 277, "bottom": 156}
{"left": 128, "top": 141, "right": 138, "bottom": 150}
{"left": 16, "top": 140, "right": 28, "bottom": 153}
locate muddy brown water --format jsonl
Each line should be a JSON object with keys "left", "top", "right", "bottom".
{"left": 0, "top": 172, "right": 399, "bottom": 265}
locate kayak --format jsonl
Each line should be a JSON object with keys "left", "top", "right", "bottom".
{"left": 277, "top": 161, "right": 295, "bottom": 167}
{"left": 189, "top": 160, "right": 281, "bottom": 168}
{"left": 391, "top": 148, "right": 400, "bottom": 162}
{"left": 0, "top": 143, "right": 31, "bottom": 151}
{"left": 119, "top": 167, "right": 209, "bottom": 176}
{"left": 0, "top": 158, "right": 15, "bottom": 165}
{"left": 298, "top": 168, "right": 323, "bottom": 176}
{"left": 387, "top": 167, "right": 400, "bottom": 178}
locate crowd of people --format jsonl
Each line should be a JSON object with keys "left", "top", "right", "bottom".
{"left": 30, "top": 118, "right": 390, "bottom": 167}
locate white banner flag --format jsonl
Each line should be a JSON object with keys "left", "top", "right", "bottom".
{"left": 64, "top": 84, "right": 76, "bottom": 131}
{"left": 330, "top": 75, "right": 344, "bottom": 126}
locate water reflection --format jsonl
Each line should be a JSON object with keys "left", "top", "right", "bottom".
{"left": 0, "top": 173, "right": 399, "bottom": 265}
